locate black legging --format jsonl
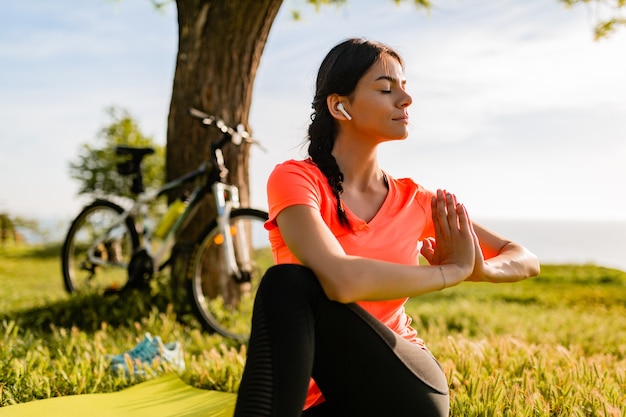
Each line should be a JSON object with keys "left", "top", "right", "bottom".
{"left": 234, "top": 264, "right": 449, "bottom": 417}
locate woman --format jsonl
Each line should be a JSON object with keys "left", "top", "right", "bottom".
{"left": 234, "top": 38, "right": 539, "bottom": 417}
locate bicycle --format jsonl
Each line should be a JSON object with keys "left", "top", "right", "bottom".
{"left": 61, "top": 108, "right": 270, "bottom": 341}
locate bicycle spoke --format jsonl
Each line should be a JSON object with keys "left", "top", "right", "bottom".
{"left": 188, "top": 209, "right": 270, "bottom": 341}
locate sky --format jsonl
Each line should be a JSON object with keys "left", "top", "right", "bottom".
{"left": 1, "top": 1, "right": 625, "bottom": 234}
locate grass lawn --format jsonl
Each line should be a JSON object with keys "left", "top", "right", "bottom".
{"left": 0, "top": 243, "right": 624, "bottom": 416}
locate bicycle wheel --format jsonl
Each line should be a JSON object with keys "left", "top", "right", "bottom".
{"left": 62, "top": 200, "right": 139, "bottom": 293}
{"left": 187, "top": 208, "right": 270, "bottom": 341}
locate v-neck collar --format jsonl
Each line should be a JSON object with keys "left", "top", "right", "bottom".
{"left": 341, "top": 172, "right": 393, "bottom": 230}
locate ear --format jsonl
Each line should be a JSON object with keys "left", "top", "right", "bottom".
{"left": 327, "top": 95, "right": 351, "bottom": 121}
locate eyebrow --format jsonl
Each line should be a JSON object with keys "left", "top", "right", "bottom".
{"left": 375, "top": 75, "right": 406, "bottom": 85}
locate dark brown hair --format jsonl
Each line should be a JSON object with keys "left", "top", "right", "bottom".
{"left": 307, "top": 38, "right": 404, "bottom": 229}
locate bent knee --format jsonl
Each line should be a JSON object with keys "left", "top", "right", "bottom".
{"left": 259, "top": 264, "right": 324, "bottom": 297}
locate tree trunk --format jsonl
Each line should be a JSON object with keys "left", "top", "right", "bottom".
{"left": 168, "top": 0, "right": 283, "bottom": 289}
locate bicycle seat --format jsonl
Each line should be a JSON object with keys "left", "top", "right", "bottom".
{"left": 115, "top": 146, "right": 155, "bottom": 158}
{"left": 115, "top": 147, "right": 155, "bottom": 191}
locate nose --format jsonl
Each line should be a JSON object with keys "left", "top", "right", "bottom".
{"left": 399, "top": 89, "right": 412, "bottom": 108}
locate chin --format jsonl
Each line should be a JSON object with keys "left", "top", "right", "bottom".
{"left": 378, "top": 128, "right": 409, "bottom": 142}
{"left": 393, "top": 131, "right": 410, "bottom": 141}
{"left": 381, "top": 136, "right": 407, "bottom": 144}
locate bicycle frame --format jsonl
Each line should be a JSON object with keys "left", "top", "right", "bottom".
{"left": 84, "top": 133, "right": 248, "bottom": 282}
{"left": 62, "top": 107, "right": 270, "bottom": 339}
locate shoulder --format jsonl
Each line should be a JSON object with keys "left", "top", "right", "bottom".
{"left": 270, "top": 158, "right": 320, "bottom": 177}
{"left": 272, "top": 159, "right": 319, "bottom": 175}
{"left": 266, "top": 159, "right": 331, "bottom": 228}
{"left": 267, "top": 158, "right": 330, "bottom": 207}
{"left": 268, "top": 159, "right": 326, "bottom": 189}
{"left": 387, "top": 174, "right": 434, "bottom": 201}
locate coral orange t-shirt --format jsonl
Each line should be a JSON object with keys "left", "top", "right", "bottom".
{"left": 264, "top": 159, "right": 436, "bottom": 410}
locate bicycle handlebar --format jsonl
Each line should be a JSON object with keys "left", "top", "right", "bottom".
{"left": 187, "top": 107, "right": 265, "bottom": 151}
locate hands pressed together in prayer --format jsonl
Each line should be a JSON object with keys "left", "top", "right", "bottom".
{"left": 420, "top": 189, "right": 495, "bottom": 287}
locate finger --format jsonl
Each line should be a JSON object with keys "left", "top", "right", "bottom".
{"left": 468, "top": 224, "right": 485, "bottom": 282}
{"left": 458, "top": 203, "right": 476, "bottom": 264}
{"left": 435, "top": 189, "right": 451, "bottom": 237}
{"left": 473, "top": 231, "right": 484, "bottom": 263}
{"left": 470, "top": 223, "right": 484, "bottom": 261}
{"left": 431, "top": 195, "right": 443, "bottom": 238}
{"left": 421, "top": 237, "right": 433, "bottom": 249}
{"left": 456, "top": 202, "right": 472, "bottom": 237}
{"left": 446, "top": 192, "right": 459, "bottom": 230}
{"left": 420, "top": 238, "right": 435, "bottom": 262}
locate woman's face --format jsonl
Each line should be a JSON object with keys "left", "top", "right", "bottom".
{"left": 346, "top": 54, "right": 412, "bottom": 142}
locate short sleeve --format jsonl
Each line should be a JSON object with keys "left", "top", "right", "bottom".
{"left": 265, "top": 160, "right": 324, "bottom": 230}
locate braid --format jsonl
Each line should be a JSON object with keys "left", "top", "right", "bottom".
{"left": 308, "top": 111, "right": 352, "bottom": 230}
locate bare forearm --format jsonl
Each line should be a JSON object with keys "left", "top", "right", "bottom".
{"left": 481, "top": 243, "right": 540, "bottom": 283}
{"left": 315, "top": 257, "right": 470, "bottom": 303}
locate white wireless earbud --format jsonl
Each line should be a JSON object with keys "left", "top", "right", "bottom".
{"left": 337, "top": 103, "right": 352, "bottom": 120}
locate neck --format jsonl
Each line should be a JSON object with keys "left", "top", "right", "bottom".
{"left": 332, "top": 135, "right": 384, "bottom": 191}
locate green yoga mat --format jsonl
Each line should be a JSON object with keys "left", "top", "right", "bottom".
{"left": 0, "top": 374, "right": 236, "bottom": 417}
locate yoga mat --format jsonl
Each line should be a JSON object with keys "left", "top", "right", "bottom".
{"left": 0, "top": 374, "right": 236, "bottom": 417}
